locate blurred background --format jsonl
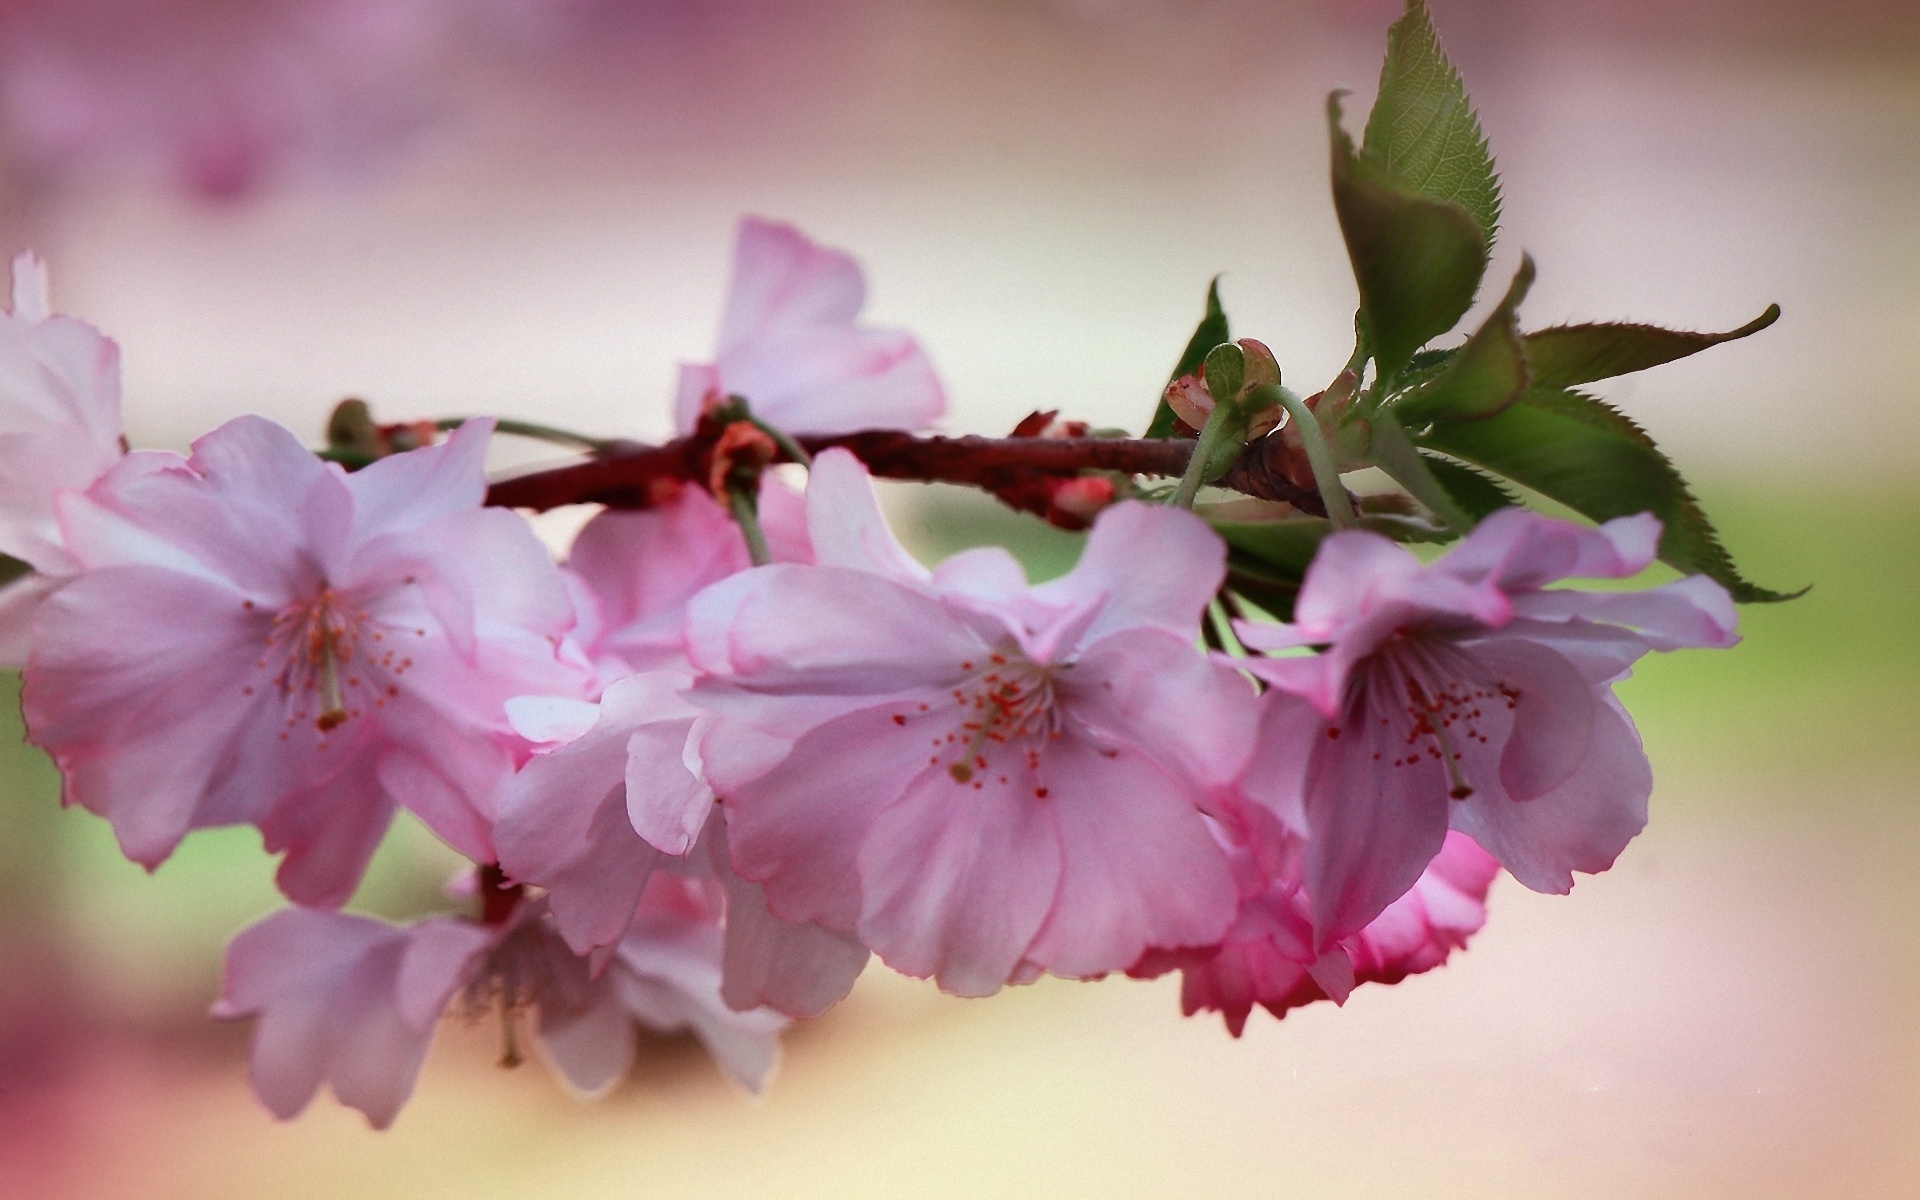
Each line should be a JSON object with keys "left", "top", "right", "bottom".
{"left": 0, "top": 0, "right": 1916, "bottom": 1196}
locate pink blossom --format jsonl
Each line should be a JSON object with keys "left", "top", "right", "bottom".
{"left": 0, "top": 0, "right": 449, "bottom": 201}
{"left": 684, "top": 448, "right": 1254, "bottom": 996}
{"left": 674, "top": 217, "right": 946, "bottom": 436}
{"left": 0, "top": 251, "right": 123, "bottom": 663}
{"left": 492, "top": 672, "right": 872, "bottom": 1019}
{"left": 213, "top": 876, "right": 786, "bottom": 1129}
{"left": 1232, "top": 508, "right": 1737, "bottom": 945}
{"left": 1132, "top": 829, "right": 1498, "bottom": 1036}
{"left": 22, "top": 416, "right": 588, "bottom": 906}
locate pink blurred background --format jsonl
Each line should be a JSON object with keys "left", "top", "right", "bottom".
{"left": 0, "top": 1, "right": 1917, "bottom": 1196}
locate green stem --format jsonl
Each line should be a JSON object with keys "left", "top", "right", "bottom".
{"left": 435, "top": 417, "right": 614, "bottom": 452}
{"left": 1206, "top": 596, "right": 1246, "bottom": 658}
{"left": 726, "top": 483, "right": 772, "bottom": 566}
{"left": 1257, "top": 384, "right": 1357, "bottom": 528}
{"left": 1171, "top": 404, "right": 1240, "bottom": 509}
{"left": 750, "top": 417, "right": 813, "bottom": 467}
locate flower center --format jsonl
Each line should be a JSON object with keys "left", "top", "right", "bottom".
{"left": 893, "top": 650, "right": 1064, "bottom": 796}
{"left": 1338, "top": 631, "right": 1518, "bottom": 800}
{"left": 248, "top": 586, "right": 421, "bottom": 739}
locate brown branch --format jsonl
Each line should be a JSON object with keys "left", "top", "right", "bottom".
{"left": 483, "top": 427, "right": 1327, "bottom": 518}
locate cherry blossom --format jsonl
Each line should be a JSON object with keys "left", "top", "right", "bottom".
{"left": 1132, "top": 829, "right": 1498, "bottom": 1036}
{"left": 673, "top": 217, "right": 946, "bottom": 437}
{"left": 22, "top": 415, "right": 589, "bottom": 906}
{"left": 213, "top": 875, "right": 786, "bottom": 1129}
{"left": 0, "top": 251, "right": 123, "bottom": 664}
{"left": 682, "top": 448, "right": 1254, "bottom": 996}
{"left": 1232, "top": 509, "right": 1737, "bottom": 945}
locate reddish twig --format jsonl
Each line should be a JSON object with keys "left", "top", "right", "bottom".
{"left": 484, "top": 427, "right": 1327, "bottom": 518}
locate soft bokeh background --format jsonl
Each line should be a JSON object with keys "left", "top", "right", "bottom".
{"left": 1, "top": 0, "right": 1917, "bottom": 1195}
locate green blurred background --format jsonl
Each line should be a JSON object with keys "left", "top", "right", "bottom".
{"left": 2, "top": 1, "right": 1917, "bottom": 1196}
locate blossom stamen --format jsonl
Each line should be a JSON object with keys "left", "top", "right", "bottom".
{"left": 928, "top": 653, "right": 1062, "bottom": 786}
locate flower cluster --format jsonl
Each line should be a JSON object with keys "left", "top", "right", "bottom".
{"left": 0, "top": 210, "right": 1746, "bottom": 1129}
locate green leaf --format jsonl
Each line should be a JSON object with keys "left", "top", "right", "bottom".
{"left": 1146, "top": 278, "right": 1229, "bottom": 438}
{"left": 1392, "top": 255, "right": 1535, "bottom": 425}
{"left": 1363, "top": 0, "right": 1501, "bottom": 246}
{"left": 1214, "top": 517, "right": 1334, "bottom": 578}
{"left": 1418, "top": 452, "right": 1518, "bottom": 522}
{"left": 1330, "top": 93, "right": 1487, "bottom": 381}
{"left": 0, "top": 554, "right": 27, "bottom": 588}
{"left": 1419, "top": 386, "right": 1801, "bottom": 602}
{"left": 1216, "top": 521, "right": 1335, "bottom": 622}
{"left": 1524, "top": 304, "right": 1781, "bottom": 389}
{"left": 1367, "top": 409, "right": 1474, "bottom": 533}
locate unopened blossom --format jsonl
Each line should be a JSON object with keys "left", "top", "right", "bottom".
{"left": 1133, "top": 829, "right": 1498, "bottom": 1035}
{"left": 1232, "top": 508, "right": 1737, "bottom": 944}
{"left": 673, "top": 217, "right": 945, "bottom": 436}
{"left": 23, "top": 416, "right": 588, "bottom": 906}
{"left": 213, "top": 876, "right": 786, "bottom": 1129}
{"left": 0, "top": 251, "right": 123, "bottom": 663}
{"left": 682, "top": 448, "right": 1254, "bottom": 996}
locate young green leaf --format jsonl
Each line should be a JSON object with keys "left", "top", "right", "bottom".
{"left": 1523, "top": 304, "right": 1782, "bottom": 389}
{"left": 1216, "top": 521, "right": 1335, "bottom": 622}
{"left": 1146, "top": 278, "right": 1230, "bottom": 438}
{"left": 1363, "top": 0, "right": 1501, "bottom": 246}
{"left": 1214, "top": 517, "right": 1334, "bottom": 578}
{"left": 1392, "top": 254, "right": 1535, "bottom": 425}
{"left": 1330, "top": 93, "right": 1487, "bottom": 381}
{"left": 1419, "top": 386, "right": 1801, "bottom": 601}
{"left": 1366, "top": 409, "right": 1474, "bottom": 532}
{"left": 1418, "top": 453, "right": 1518, "bottom": 522}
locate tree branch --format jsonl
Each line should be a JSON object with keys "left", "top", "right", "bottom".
{"left": 484, "top": 427, "right": 1328, "bottom": 519}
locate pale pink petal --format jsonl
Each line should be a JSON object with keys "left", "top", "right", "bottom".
{"left": 803, "top": 448, "right": 930, "bottom": 585}
{"left": 672, "top": 363, "right": 724, "bottom": 434}
{"left": 691, "top": 563, "right": 983, "bottom": 692}
{"left": 1345, "top": 831, "right": 1500, "bottom": 985}
{"left": 855, "top": 762, "right": 1063, "bottom": 996}
{"left": 722, "top": 703, "right": 939, "bottom": 932}
{"left": 11, "top": 252, "right": 49, "bottom": 322}
{"left": 394, "top": 917, "right": 494, "bottom": 1030}
{"left": 1461, "top": 636, "right": 1597, "bottom": 803}
{"left": 0, "top": 570, "right": 57, "bottom": 667}
{"left": 1028, "top": 502, "right": 1224, "bottom": 644}
{"left": 1450, "top": 695, "right": 1651, "bottom": 894}
{"left": 505, "top": 695, "right": 601, "bottom": 745}
{"left": 1066, "top": 628, "right": 1258, "bottom": 792}
{"left": 494, "top": 694, "right": 673, "bottom": 954}
{"left": 1509, "top": 574, "right": 1738, "bottom": 651}
{"left": 342, "top": 418, "right": 491, "bottom": 546}
{"left": 719, "top": 328, "right": 945, "bottom": 437}
{"left": 1231, "top": 691, "right": 1321, "bottom": 837}
{"left": 717, "top": 855, "right": 869, "bottom": 1018}
{"left": 214, "top": 907, "right": 434, "bottom": 1130}
{"left": 536, "top": 991, "right": 637, "bottom": 1099}
{"left": 565, "top": 486, "right": 752, "bottom": 674}
{"left": 674, "top": 217, "right": 945, "bottom": 436}
{"left": 1437, "top": 507, "right": 1661, "bottom": 592}
{"left": 1021, "top": 732, "right": 1237, "bottom": 978}
{"left": 929, "top": 546, "right": 1028, "bottom": 603}
{"left": 1299, "top": 708, "right": 1453, "bottom": 946}
{"left": 262, "top": 755, "right": 398, "bottom": 908}
{"left": 718, "top": 217, "right": 866, "bottom": 350}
